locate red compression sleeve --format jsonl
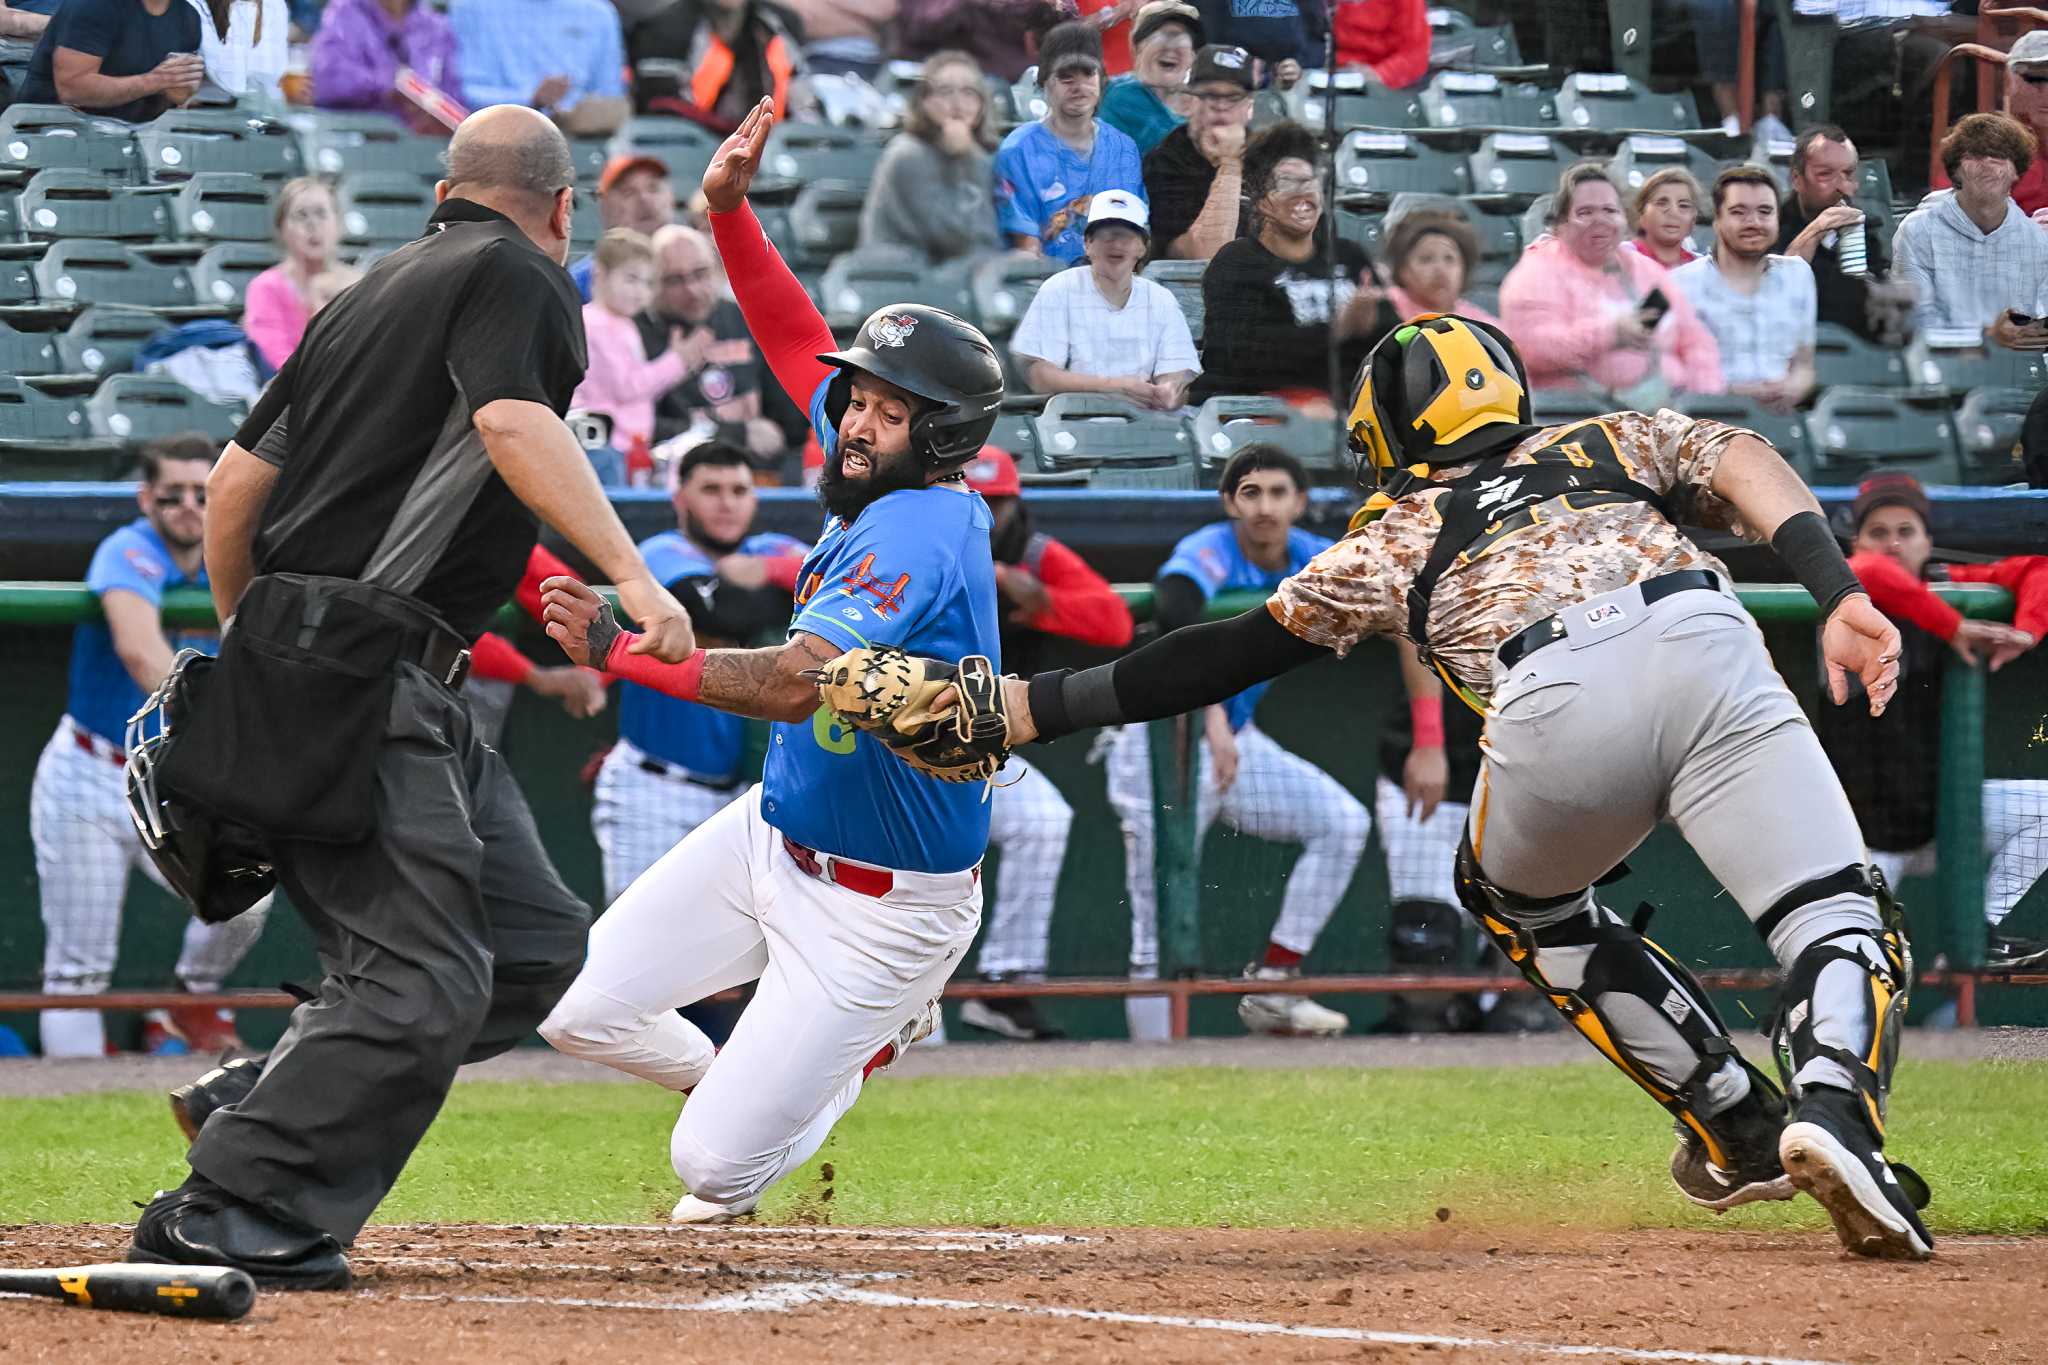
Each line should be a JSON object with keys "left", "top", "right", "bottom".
{"left": 469, "top": 631, "right": 535, "bottom": 684}
{"left": 1948, "top": 557, "right": 2048, "bottom": 639}
{"left": 1849, "top": 552, "right": 1963, "bottom": 641}
{"left": 1017, "top": 538, "right": 1136, "bottom": 647}
{"left": 603, "top": 631, "right": 707, "bottom": 700}
{"left": 708, "top": 201, "right": 836, "bottom": 411}
{"left": 518, "top": 544, "right": 578, "bottom": 622}
{"left": 1410, "top": 695, "right": 1445, "bottom": 748}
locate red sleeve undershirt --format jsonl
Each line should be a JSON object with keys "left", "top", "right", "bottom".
{"left": 1011, "top": 537, "right": 1135, "bottom": 648}
{"left": 707, "top": 201, "right": 836, "bottom": 413}
{"left": 518, "top": 543, "right": 577, "bottom": 622}
{"left": 1848, "top": 552, "right": 1963, "bottom": 640}
{"left": 469, "top": 631, "right": 535, "bottom": 684}
{"left": 602, "top": 629, "right": 706, "bottom": 699}
{"left": 1948, "top": 556, "right": 2048, "bottom": 640}
{"left": 762, "top": 553, "right": 804, "bottom": 594}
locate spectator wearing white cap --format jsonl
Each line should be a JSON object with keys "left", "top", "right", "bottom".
{"left": 2004, "top": 29, "right": 2048, "bottom": 219}
{"left": 1010, "top": 189, "right": 1200, "bottom": 410}
{"left": 994, "top": 20, "right": 1148, "bottom": 263}
{"left": 1143, "top": 43, "right": 1253, "bottom": 261}
{"left": 1100, "top": 1, "right": 1201, "bottom": 155}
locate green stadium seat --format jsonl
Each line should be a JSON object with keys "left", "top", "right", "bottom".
{"left": 1530, "top": 384, "right": 1616, "bottom": 427}
{"left": 970, "top": 250, "right": 1065, "bottom": 339}
{"left": 0, "top": 375, "right": 125, "bottom": 479}
{"left": 787, "top": 180, "right": 867, "bottom": 270}
{"left": 1608, "top": 135, "right": 1720, "bottom": 199}
{"left": 1771, "top": 0, "right": 1838, "bottom": 131}
{"left": 1190, "top": 395, "right": 1347, "bottom": 485}
{"left": 1812, "top": 322, "right": 1908, "bottom": 390}
{"left": 16, "top": 170, "right": 167, "bottom": 243}
{"left": 1606, "top": 0, "right": 1653, "bottom": 84}
{"left": 1332, "top": 204, "right": 1387, "bottom": 259}
{"left": 190, "top": 241, "right": 279, "bottom": 311}
{"left": 1954, "top": 387, "right": 2034, "bottom": 484}
{"left": 1303, "top": 70, "right": 1423, "bottom": 130}
{"left": 135, "top": 109, "right": 304, "bottom": 183}
{"left": 988, "top": 394, "right": 1043, "bottom": 466}
{"left": 754, "top": 124, "right": 883, "bottom": 198}
{"left": 87, "top": 374, "right": 243, "bottom": 445}
{"left": 291, "top": 111, "right": 445, "bottom": 181}
{"left": 56, "top": 305, "right": 168, "bottom": 378}
{"left": 816, "top": 248, "right": 970, "bottom": 331}
{"left": 1334, "top": 131, "right": 1469, "bottom": 205}
{"left": 1417, "top": 71, "right": 1556, "bottom": 133}
{"left": 1428, "top": 7, "right": 1522, "bottom": 68}
{"left": 1553, "top": 73, "right": 1699, "bottom": 139}
{"left": 567, "top": 137, "right": 611, "bottom": 190}
{"left": 1804, "top": 386, "right": 1961, "bottom": 484}
{"left": 1902, "top": 336, "right": 2048, "bottom": 397}
{"left": 1010, "top": 75, "right": 1047, "bottom": 124}
{"left": 569, "top": 193, "right": 601, "bottom": 251}
{"left": 1140, "top": 257, "right": 1205, "bottom": 345}
{"left": 608, "top": 117, "right": 720, "bottom": 188}
{"left": 1674, "top": 392, "right": 1813, "bottom": 477}
{"left": 1032, "top": 392, "right": 1196, "bottom": 488}
{"left": 337, "top": 172, "right": 433, "bottom": 249}
{"left": 0, "top": 105, "right": 138, "bottom": 183}
{"left": 171, "top": 173, "right": 273, "bottom": 245}
{"left": 34, "top": 239, "right": 199, "bottom": 315}
{"left": 1249, "top": 89, "right": 1292, "bottom": 130}
{"left": 1466, "top": 133, "right": 1565, "bottom": 208}
{"left": 0, "top": 320, "right": 59, "bottom": 377}
{"left": 985, "top": 78, "right": 1023, "bottom": 132}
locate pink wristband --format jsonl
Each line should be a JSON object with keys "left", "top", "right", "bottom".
{"left": 1410, "top": 695, "right": 1445, "bottom": 749}
{"left": 605, "top": 632, "right": 706, "bottom": 702}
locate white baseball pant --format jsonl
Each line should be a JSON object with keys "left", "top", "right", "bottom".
{"left": 540, "top": 787, "right": 981, "bottom": 1208}
{"left": 975, "top": 755, "right": 1074, "bottom": 980}
{"left": 591, "top": 738, "right": 745, "bottom": 905}
{"left": 1372, "top": 774, "right": 1468, "bottom": 908}
{"left": 1105, "top": 721, "right": 1371, "bottom": 1040}
{"left": 31, "top": 716, "right": 272, "bottom": 1057}
{"left": 1867, "top": 779, "right": 2048, "bottom": 927}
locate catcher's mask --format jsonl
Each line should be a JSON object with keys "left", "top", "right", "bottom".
{"left": 1346, "top": 312, "right": 1530, "bottom": 488}
{"left": 819, "top": 304, "right": 1006, "bottom": 473}
{"left": 126, "top": 649, "right": 275, "bottom": 924}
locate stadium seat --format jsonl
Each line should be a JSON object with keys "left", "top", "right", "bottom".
{"left": 56, "top": 305, "right": 169, "bottom": 378}
{"left": 1812, "top": 322, "right": 1908, "bottom": 390}
{"left": 1771, "top": 0, "right": 1838, "bottom": 130}
{"left": 171, "top": 173, "right": 274, "bottom": 245}
{"left": 34, "top": 239, "right": 199, "bottom": 315}
{"left": 787, "top": 180, "right": 867, "bottom": 270}
{"left": 1010, "top": 73, "right": 1047, "bottom": 124}
{"left": 0, "top": 375, "right": 125, "bottom": 479}
{"left": 0, "top": 105, "right": 138, "bottom": 183}
{"left": 1428, "top": 7, "right": 1521, "bottom": 68}
{"left": 1031, "top": 391, "right": 1196, "bottom": 488}
{"left": 569, "top": 193, "right": 601, "bottom": 251}
{"left": 87, "top": 373, "right": 243, "bottom": 445}
{"left": 1606, "top": 0, "right": 1653, "bottom": 84}
{"left": 607, "top": 117, "right": 720, "bottom": 188}
{"left": 337, "top": 172, "right": 434, "bottom": 249}
{"left": 754, "top": 123, "right": 883, "bottom": 197}
{"left": 16, "top": 170, "right": 167, "bottom": 243}
{"left": 1954, "top": 387, "right": 2033, "bottom": 484}
{"left": 1552, "top": 73, "right": 1699, "bottom": 139}
{"left": 1530, "top": 385, "right": 1617, "bottom": 427}
{"left": 0, "top": 321, "right": 59, "bottom": 377}
{"left": 988, "top": 394, "right": 1043, "bottom": 467}
{"left": 1674, "top": 392, "right": 1813, "bottom": 476}
{"left": 1417, "top": 71, "right": 1556, "bottom": 133}
{"left": 567, "top": 137, "right": 611, "bottom": 190}
{"left": 292, "top": 111, "right": 445, "bottom": 181}
{"left": 1804, "top": 386, "right": 1961, "bottom": 484}
{"left": 1608, "top": 135, "right": 1720, "bottom": 199}
{"left": 135, "top": 108, "right": 304, "bottom": 183}
{"left": 190, "top": 241, "right": 279, "bottom": 311}
{"left": 817, "top": 248, "right": 970, "bottom": 331}
{"left": 1302, "top": 69, "right": 1423, "bottom": 130}
{"left": 1904, "top": 336, "right": 2048, "bottom": 397}
{"left": 1465, "top": 133, "right": 1565, "bottom": 208}
{"left": 1332, "top": 204, "right": 1387, "bottom": 258}
{"left": 969, "top": 250, "right": 1065, "bottom": 339}
{"left": 0, "top": 250, "right": 38, "bottom": 310}
{"left": 1140, "top": 258, "right": 1205, "bottom": 345}
{"left": 1191, "top": 395, "right": 1347, "bottom": 485}
{"left": 1334, "top": 132, "right": 1468, "bottom": 205}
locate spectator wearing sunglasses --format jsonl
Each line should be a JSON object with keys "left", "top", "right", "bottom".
{"left": 1143, "top": 43, "right": 1252, "bottom": 261}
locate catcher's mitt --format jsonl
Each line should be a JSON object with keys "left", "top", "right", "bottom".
{"left": 808, "top": 645, "right": 1011, "bottom": 784}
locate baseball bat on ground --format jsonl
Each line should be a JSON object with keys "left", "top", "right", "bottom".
{"left": 0, "top": 1264, "right": 255, "bottom": 1320}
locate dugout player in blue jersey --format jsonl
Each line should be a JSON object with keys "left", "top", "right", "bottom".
{"left": 536, "top": 99, "right": 1007, "bottom": 1223}
{"left": 592, "top": 442, "right": 809, "bottom": 904}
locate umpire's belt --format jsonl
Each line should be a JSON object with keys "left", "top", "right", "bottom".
{"left": 1496, "top": 569, "right": 1723, "bottom": 672}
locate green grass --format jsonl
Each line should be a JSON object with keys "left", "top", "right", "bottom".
{"left": 5, "top": 1061, "right": 2044, "bottom": 1236}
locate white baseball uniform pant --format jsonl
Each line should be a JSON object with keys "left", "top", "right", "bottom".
{"left": 1868, "top": 780, "right": 2048, "bottom": 928}
{"left": 591, "top": 738, "right": 745, "bottom": 906}
{"left": 31, "top": 716, "right": 272, "bottom": 1058}
{"left": 974, "top": 755, "right": 1074, "bottom": 980}
{"left": 1373, "top": 775, "right": 1468, "bottom": 908}
{"left": 540, "top": 787, "right": 981, "bottom": 1207}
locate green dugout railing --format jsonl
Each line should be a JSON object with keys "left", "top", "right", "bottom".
{"left": 0, "top": 578, "right": 2017, "bottom": 979}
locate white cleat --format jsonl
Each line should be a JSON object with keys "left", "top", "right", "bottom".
{"left": 670, "top": 1191, "right": 759, "bottom": 1224}
{"left": 1238, "top": 968, "right": 1348, "bottom": 1036}
{"left": 868, "top": 996, "right": 941, "bottom": 1076}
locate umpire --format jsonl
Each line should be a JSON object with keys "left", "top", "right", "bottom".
{"left": 125, "top": 105, "right": 695, "bottom": 1288}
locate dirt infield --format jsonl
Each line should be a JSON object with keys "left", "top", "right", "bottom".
{"left": 3, "top": 1217, "right": 2044, "bottom": 1364}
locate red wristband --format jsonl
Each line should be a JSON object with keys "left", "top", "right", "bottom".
{"left": 604, "top": 631, "right": 706, "bottom": 702}
{"left": 1410, "top": 695, "right": 1445, "bottom": 749}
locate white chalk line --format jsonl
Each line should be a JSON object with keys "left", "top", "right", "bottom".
{"left": 367, "top": 1225, "right": 1079, "bottom": 1255}
{"left": 372, "top": 1257, "right": 900, "bottom": 1283}
{"left": 392, "top": 1278, "right": 1853, "bottom": 1365}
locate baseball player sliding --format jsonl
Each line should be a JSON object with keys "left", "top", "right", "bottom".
{"left": 535, "top": 98, "right": 1007, "bottom": 1223}
{"left": 827, "top": 314, "right": 1935, "bottom": 1261}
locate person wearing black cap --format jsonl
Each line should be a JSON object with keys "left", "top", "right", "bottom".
{"left": 1100, "top": 0, "right": 1201, "bottom": 155}
{"left": 1822, "top": 472, "right": 2047, "bottom": 970}
{"left": 1144, "top": 41, "right": 1253, "bottom": 260}
{"left": 994, "top": 19, "right": 1148, "bottom": 264}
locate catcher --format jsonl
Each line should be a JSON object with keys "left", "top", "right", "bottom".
{"left": 826, "top": 313, "right": 1937, "bottom": 1261}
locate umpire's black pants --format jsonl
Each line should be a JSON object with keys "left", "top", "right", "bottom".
{"left": 187, "top": 663, "right": 589, "bottom": 1242}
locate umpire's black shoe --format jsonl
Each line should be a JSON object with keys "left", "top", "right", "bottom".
{"left": 1669, "top": 1081, "right": 1794, "bottom": 1211}
{"left": 128, "top": 1175, "right": 352, "bottom": 1291}
{"left": 1780, "top": 1085, "right": 1934, "bottom": 1260}
{"left": 169, "top": 1054, "right": 265, "bottom": 1144}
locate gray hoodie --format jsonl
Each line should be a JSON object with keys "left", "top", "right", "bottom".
{"left": 1891, "top": 187, "right": 2048, "bottom": 334}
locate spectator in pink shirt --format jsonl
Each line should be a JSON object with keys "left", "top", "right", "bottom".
{"left": 571, "top": 229, "right": 692, "bottom": 457}
{"left": 1622, "top": 167, "right": 1705, "bottom": 270}
{"left": 241, "top": 178, "right": 343, "bottom": 370}
{"left": 1500, "top": 161, "right": 1723, "bottom": 401}
{"left": 1381, "top": 209, "right": 1501, "bottom": 326}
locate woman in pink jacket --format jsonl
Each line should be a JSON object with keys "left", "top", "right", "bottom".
{"left": 1500, "top": 161, "right": 1723, "bottom": 402}
{"left": 241, "top": 179, "right": 345, "bottom": 370}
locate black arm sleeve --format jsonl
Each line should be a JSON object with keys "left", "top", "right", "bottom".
{"left": 1771, "top": 510, "right": 1864, "bottom": 618}
{"left": 1026, "top": 604, "right": 1330, "bottom": 742}
{"left": 670, "top": 575, "right": 794, "bottom": 640}
{"left": 1151, "top": 572, "right": 1208, "bottom": 633}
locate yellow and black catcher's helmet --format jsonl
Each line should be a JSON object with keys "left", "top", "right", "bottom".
{"left": 1346, "top": 313, "right": 1530, "bottom": 486}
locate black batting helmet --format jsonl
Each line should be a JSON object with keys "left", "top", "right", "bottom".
{"left": 819, "top": 305, "right": 1005, "bottom": 471}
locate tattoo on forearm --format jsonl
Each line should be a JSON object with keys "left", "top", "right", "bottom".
{"left": 699, "top": 635, "right": 838, "bottom": 719}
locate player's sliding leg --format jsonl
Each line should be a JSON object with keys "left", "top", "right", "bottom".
{"left": 1218, "top": 725, "right": 1370, "bottom": 1036}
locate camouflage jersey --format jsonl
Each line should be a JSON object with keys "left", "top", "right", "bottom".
{"left": 1269, "top": 409, "right": 1756, "bottom": 702}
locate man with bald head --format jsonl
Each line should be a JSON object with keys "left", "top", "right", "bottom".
{"left": 638, "top": 223, "right": 784, "bottom": 460}
{"left": 126, "top": 104, "right": 696, "bottom": 1289}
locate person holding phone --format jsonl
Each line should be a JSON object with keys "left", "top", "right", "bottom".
{"left": 17, "top": 0, "right": 203, "bottom": 122}
{"left": 1892, "top": 113, "right": 2048, "bottom": 346}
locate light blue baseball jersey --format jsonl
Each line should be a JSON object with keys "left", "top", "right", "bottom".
{"left": 757, "top": 376, "right": 1001, "bottom": 873}
{"left": 1159, "top": 521, "right": 1332, "bottom": 733}
{"left": 68, "top": 518, "right": 213, "bottom": 746}
{"left": 993, "top": 120, "right": 1147, "bottom": 265}
{"left": 619, "top": 527, "right": 809, "bottom": 780}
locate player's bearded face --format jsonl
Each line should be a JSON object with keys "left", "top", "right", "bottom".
{"left": 821, "top": 376, "right": 924, "bottom": 518}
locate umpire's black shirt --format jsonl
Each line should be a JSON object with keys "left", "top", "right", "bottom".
{"left": 234, "top": 198, "right": 587, "bottom": 641}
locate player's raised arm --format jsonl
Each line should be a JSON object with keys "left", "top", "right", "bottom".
{"left": 702, "top": 99, "right": 837, "bottom": 412}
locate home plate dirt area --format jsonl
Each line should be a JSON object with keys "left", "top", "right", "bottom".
{"left": 2, "top": 1219, "right": 2042, "bottom": 1364}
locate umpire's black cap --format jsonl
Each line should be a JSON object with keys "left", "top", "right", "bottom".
{"left": 819, "top": 305, "right": 1005, "bottom": 471}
